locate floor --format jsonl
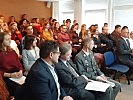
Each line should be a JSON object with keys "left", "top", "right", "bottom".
{"left": 116, "top": 78, "right": 133, "bottom": 100}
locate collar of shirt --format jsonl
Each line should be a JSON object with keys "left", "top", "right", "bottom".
{"left": 122, "top": 37, "right": 128, "bottom": 41}
{"left": 82, "top": 49, "right": 90, "bottom": 56}
{"left": 41, "top": 58, "right": 61, "bottom": 100}
{"left": 60, "top": 59, "right": 68, "bottom": 67}
{"left": 41, "top": 58, "right": 55, "bottom": 70}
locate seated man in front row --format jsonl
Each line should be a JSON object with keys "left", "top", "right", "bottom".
{"left": 75, "top": 38, "right": 121, "bottom": 100}
{"left": 55, "top": 43, "right": 114, "bottom": 100}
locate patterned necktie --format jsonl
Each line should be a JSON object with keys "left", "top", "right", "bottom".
{"left": 66, "top": 62, "right": 79, "bottom": 77}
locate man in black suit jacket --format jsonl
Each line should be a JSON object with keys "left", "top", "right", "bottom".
{"left": 117, "top": 26, "right": 133, "bottom": 73}
{"left": 15, "top": 40, "right": 73, "bottom": 100}
{"left": 55, "top": 43, "right": 113, "bottom": 100}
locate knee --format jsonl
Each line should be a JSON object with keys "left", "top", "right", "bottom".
{"left": 80, "top": 90, "right": 95, "bottom": 100}
{"left": 106, "top": 86, "right": 113, "bottom": 93}
{"left": 114, "top": 82, "right": 121, "bottom": 91}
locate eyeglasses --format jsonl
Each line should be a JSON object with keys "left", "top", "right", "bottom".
{"left": 53, "top": 51, "right": 61, "bottom": 54}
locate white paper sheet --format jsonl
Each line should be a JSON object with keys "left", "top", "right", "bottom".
{"left": 9, "top": 76, "right": 26, "bottom": 85}
{"left": 85, "top": 80, "right": 111, "bottom": 92}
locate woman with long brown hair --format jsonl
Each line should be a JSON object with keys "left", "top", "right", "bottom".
{"left": 0, "top": 32, "right": 23, "bottom": 96}
{"left": 53, "top": 22, "right": 60, "bottom": 40}
{"left": 22, "top": 35, "right": 40, "bottom": 76}
{"left": 79, "top": 24, "right": 89, "bottom": 40}
{"left": 69, "top": 24, "right": 80, "bottom": 45}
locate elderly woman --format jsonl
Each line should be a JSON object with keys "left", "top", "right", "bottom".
{"left": 0, "top": 32, "right": 23, "bottom": 96}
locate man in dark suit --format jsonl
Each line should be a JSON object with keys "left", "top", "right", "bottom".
{"left": 117, "top": 26, "right": 133, "bottom": 75}
{"left": 75, "top": 38, "right": 121, "bottom": 100}
{"left": 55, "top": 43, "right": 113, "bottom": 100}
{"left": 15, "top": 40, "right": 73, "bottom": 100}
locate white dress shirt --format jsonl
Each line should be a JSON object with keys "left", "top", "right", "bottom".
{"left": 129, "top": 38, "right": 133, "bottom": 49}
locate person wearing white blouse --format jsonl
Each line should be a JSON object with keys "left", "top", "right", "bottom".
{"left": 128, "top": 31, "right": 133, "bottom": 49}
{"left": 22, "top": 35, "right": 40, "bottom": 76}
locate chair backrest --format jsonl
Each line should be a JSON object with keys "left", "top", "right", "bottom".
{"left": 104, "top": 51, "right": 115, "bottom": 66}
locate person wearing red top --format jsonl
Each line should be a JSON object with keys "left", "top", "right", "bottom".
{"left": 31, "top": 18, "right": 41, "bottom": 32}
{"left": 0, "top": 32, "right": 23, "bottom": 96}
{"left": 57, "top": 25, "right": 72, "bottom": 44}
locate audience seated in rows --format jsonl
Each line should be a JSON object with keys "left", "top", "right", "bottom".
{"left": 15, "top": 40, "right": 73, "bottom": 100}
{"left": 55, "top": 43, "right": 116, "bottom": 100}
{"left": 0, "top": 14, "right": 133, "bottom": 99}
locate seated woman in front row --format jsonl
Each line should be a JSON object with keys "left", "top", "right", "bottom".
{"left": 22, "top": 35, "right": 40, "bottom": 76}
{"left": 0, "top": 32, "right": 23, "bottom": 96}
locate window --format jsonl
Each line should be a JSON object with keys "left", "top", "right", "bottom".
{"left": 113, "top": 0, "right": 133, "bottom": 31}
{"left": 85, "top": 0, "right": 107, "bottom": 10}
{"left": 115, "top": 0, "right": 133, "bottom": 6}
{"left": 59, "top": 0, "right": 74, "bottom": 24}
{"left": 59, "top": 12, "right": 74, "bottom": 25}
{"left": 84, "top": 0, "right": 107, "bottom": 31}
{"left": 84, "top": 10, "right": 106, "bottom": 30}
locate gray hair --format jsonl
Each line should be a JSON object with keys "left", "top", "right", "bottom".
{"left": 82, "top": 37, "right": 93, "bottom": 47}
{"left": 59, "top": 43, "right": 72, "bottom": 55}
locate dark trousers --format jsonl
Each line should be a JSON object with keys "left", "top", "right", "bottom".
{"left": 4, "top": 78, "right": 20, "bottom": 96}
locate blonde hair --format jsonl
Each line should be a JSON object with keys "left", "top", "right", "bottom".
{"left": 80, "top": 24, "right": 88, "bottom": 39}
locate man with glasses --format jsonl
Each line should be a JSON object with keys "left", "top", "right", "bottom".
{"left": 15, "top": 40, "right": 73, "bottom": 100}
{"left": 57, "top": 25, "right": 72, "bottom": 44}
